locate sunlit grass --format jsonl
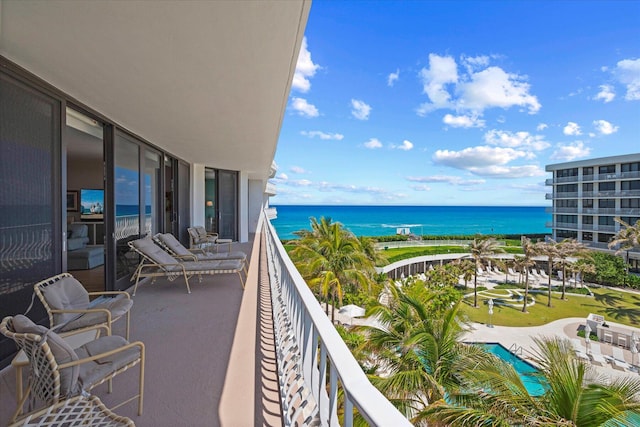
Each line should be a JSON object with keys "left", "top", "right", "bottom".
{"left": 460, "top": 286, "right": 640, "bottom": 328}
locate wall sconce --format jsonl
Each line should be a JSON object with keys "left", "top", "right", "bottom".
{"left": 206, "top": 200, "right": 213, "bottom": 207}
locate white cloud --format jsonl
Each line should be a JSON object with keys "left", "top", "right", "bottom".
{"left": 388, "top": 69, "right": 399, "bottom": 86}
{"left": 392, "top": 140, "right": 414, "bottom": 151}
{"left": 563, "top": 122, "right": 582, "bottom": 136}
{"left": 614, "top": 58, "right": 640, "bottom": 101}
{"left": 288, "top": 179, "right": 312, "bottom": 187}
{"left": 536, "top": 123, "right": 548, "bottom": 131}
{"left": 432, "top": 146, "right": 544, "bottom": 178}
{"left": 594, "top": 84, "right": 616, "bottom": 103}
{"left": 417, "top": 54, "right": 458, "bottom": 114}
{"left": 301, "top": 130, "right": 344, "bottom": 140}
{"left": 443, "top": 114, "right": 486, "bottom": 128}
{"left": 277, "top": 173, "right": 288, "bottom": 180}
{"left": 290, "top": 166, "right": 307, "bottom": 174}
{"left": 291, "top": 97, "right": 319, "bottom": 117}
{"left": 351, "top": 99, "right": 371, "bottom": 120}
{"left": 593, "top": 119, "right": 619, "bottom": 135}
{"left": 550, "top": 141, "right": 591, "bottom": 161}
{"left": 484, "top": 129, "right": 550, "bottom": 151}
{"left": 417, "top": 53, "right": 540, "bottom": 116}
{"left": 407, "top": 175, "right": 485, "bottom": 186}
{"left": 317, "top": 181, "right": 387, "bottom": 195}
{"left": 363, "top": 138, "right": 382, "bottom": 149}
{"left": 292, "top": 37, "right": 319, "bottom": 93}
{"left": 410, "top": 184, "right": 431, "bottom": 191}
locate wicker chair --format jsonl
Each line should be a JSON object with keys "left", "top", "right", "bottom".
{"left": 128, "top": 236, "right": 244, "bottom": 295}
{"left": 8, "top": 394, "right": 134, "bottom": 427}
{"left": 187, "top": 226, "right": 218, "bottom": 250}
{"left": 0, "top": 315, "right": 145, "bottom": 423}
{"left": 34, "top": 273, "right": 132, "bottom": 340}
{"left": 152, "top": 233, "right": 247, "bottom": 274}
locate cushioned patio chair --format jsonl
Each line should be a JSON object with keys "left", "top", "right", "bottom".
{"left": 0, "top": 315, "right": 145, "bottom": 423}
{"left": 8, "top": 394, "right": 134, "bottom": 427}
{"left": 187, "top": 226, "right": 218, "bottom": 250}
{"left": 128, "top": 236, "right": 244, "bottom": 295}
{"left": 152, "top": 233, "right": 247, "bottom": 274}
{"left": 34, "top": 273, "right": 132, "bottom": 340}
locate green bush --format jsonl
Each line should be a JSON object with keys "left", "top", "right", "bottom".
{"left": 585, "top": 252, "right": 626, "bottom": 286}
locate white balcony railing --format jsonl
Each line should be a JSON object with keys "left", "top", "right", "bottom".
{"left": 263, "top": 212, "right": 411, "bottom": 426}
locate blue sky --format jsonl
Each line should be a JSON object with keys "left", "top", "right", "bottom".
{"left": 272, "top": 0, "right": 640, "bottom": 206}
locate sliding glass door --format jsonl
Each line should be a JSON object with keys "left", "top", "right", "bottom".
{"left": 0, "top": 72, "right": 61, "bottom": 365}
{"left": 217, "top": 170, "right": 238, "bottom": 241}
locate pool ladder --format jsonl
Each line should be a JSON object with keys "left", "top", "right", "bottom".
{"left": 509, "top": 343, "right": 524, "bottom": 356}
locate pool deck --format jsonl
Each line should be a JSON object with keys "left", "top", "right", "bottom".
{"left": 461, "top": 316, "right": 640, "bottom": 382}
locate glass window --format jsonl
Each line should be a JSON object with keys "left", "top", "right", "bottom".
{"left": 582, "top": 232, "right": 593, "bottom": 241}
{"left": 621, "top": 180, "right": 640, "bottom": 190}
{"left": 583, "top": 167, "right": 594, "bottom": 176}
{"left": 621, "top": 198, "right": 640, "bottom": 208}
{"left": 599, "top": 165, "right": 616, "bottom": 174}
{"left": 598, "top": 233, "right": 613, "bottom": 243}
{"left": 598, "top": 199, "right": 615, "bottom": 208}
{"left": 115, "top": 132, "right": 140, "bottom": 281}
{"left": 144, "top": 150, "right": 161, "bottom": 235}
{"left": 582, "top": 216, "right": 593, "bottom": 224}
{"left": 583, "top": 199, "right": 594, "bottom": 208}
{"left": 583, "top": 183, "right": 593, "bottom": 191}
{"left": 622, "top": 162, "right": 640, "bottom": 172}
{"left": 598, "top": 216, "right": 614, "bottom": 226}
{"left": 599, "top": 182, "right": 615, "bottom": 191}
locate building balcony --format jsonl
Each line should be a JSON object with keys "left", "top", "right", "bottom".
{"left": 555, "top": 222, "right": 579, "bottom": 230}
{"left": 546, "top": 192, "right": 579, "bottom": 199}
{"left": 582, "top": 174, "right": 595, "bottom": 182}
{"left": 0, "top": 212, "right": 410, "bottom": 426}
{"left": 547, "top": 207, "right": 578, "bottom": 213}
{"left": 265, "top": 206, "right": 278, "bottom": 219}
{"left": 269, "top": 160, "right": 278, "bottom": 179}
{"left": 265, "top": 181, "right": 277, "bottom": 196}
{"left": 595, "top": 225, "right": 617, "bottom": 232}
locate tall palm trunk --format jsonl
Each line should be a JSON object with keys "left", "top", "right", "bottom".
{"left": 522, "top": 270, "right": 530, "bottom": 312}
{"left": 547, "top": 260, "right": 553, "bottom": 307}
{"left": 473, "top": 272, "right": 478, "bottom": 307}
{"left": 561, "top": 265, "right": 567, "bottom": 300}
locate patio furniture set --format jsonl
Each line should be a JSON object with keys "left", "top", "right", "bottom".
{"left": 2, "top": 228, "right": 246, "bottom": 426}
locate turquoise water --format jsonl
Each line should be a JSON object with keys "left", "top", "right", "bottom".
{"left": 477, "top": 343, "right": 546, "bottom": 396}
{"left": 271, "top": 205, "right": 550, "bottom": 240}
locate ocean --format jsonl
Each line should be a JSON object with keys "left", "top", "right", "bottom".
{"left": 270, "top": 205, "right": 551, "bottom": 240}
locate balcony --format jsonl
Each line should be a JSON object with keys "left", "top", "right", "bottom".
{"left": 265, "top": 181, "right": 277, "bottom": 196}
{"left": 546, "top": 192, "right": 579, "bottom": 199}
{"left": 0, "top": 212, "right": 410, "bottom": 426}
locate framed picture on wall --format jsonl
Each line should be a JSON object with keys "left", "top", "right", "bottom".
{"left": 67, "top": 191, "right": 79, "bottom": 212}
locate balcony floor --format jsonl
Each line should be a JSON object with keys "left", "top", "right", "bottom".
{"left": 0, "top": 234, "right": 282, "bottom": 426}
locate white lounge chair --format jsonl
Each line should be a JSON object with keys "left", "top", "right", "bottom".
{"left": 588, "top": 343, "right": 608, "bottom": 366}
{"left": 570, "top": 338, "right": 589, "bottom": 361}
{"left": 611, "top": 347, "right": 632, "bottom": 371}
{"left": 493, "top": 265, "right": 502, "bottom": 274}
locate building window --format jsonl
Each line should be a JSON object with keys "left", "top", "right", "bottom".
{"left": 599, "top": 182, "right": 615, "bottom": 191}
{"left": 599, "top": 165, "right": 616, "bottom": 174}
{"left": 583, "top": 199, "right": 594, "bottom": 208}
{"left": 583, "top": 183, "right": 594, "bottom": 191}
{"left": 557, "top": 184, "right": 578, "bottom": 193}
{"left": 622, "top": 162, "right": 640, "bottom": 172}
{"left": 557, "top": 230, "right": 578, "bottom": 239}
{"left": 621, "top": 217, "right": 640, "bottom": 225}
{"left": 597, "top": 233, "right": 613, "bottom": 243}
{"left": 621, "top": 198, "right": 640, "bottom": 208}
{"left": 558, "top": 215, "right": 577, "bottom": 224}
{"left": 621, "top": 180, "right": 640, "bottom": 190}
{"left": 598, "top": 216, "right": 615, "bottom": 226}
{"left": 558, "top": 199, "right": 578, "bottom": 208}
{"left": 557, "top": 168, "right": 578, "bottom": 178}
{"left": 582, "top": 232, "right": 593, "bottom": 241}
{"left": 583, "top": 216, "right": 593, "bottom": 224}
{"left": 598, "top": 199, "right": 615, "bottom": 208}
{"left": 583, "top": 166, "right": 594, "bottom": 176}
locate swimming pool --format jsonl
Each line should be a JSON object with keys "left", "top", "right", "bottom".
{"left": 474, "top": 342, "right": 546, "bottom": 396}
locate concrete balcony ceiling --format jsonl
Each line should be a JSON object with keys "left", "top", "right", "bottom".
{"left": 0, "top": 0, "right": 310, "bottom": 180}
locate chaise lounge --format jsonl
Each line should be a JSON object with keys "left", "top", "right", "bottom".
{"left": 128, "top": 236, "right": 244, "bottom": 295}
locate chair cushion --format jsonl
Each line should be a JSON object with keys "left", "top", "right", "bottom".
{"left": 158, "top": 233, "right": 191, "bottom": 257}
{"left": 60, "top": 297, "right": 133, "bottom": 333}
{"left": 12, "top": 315, "right": 80, "bottom": 396}
{"left": 69, "top": 224, "right": 88, "bottom": 238}
{"left": 41, "top": 276, "right": 91, "bottom": 326}
{"left": 75, "top": 336, "right": 140, "bottom": 390}
{"left": 195, "top": 227, "right": 208, "bottom": 239}
{"left": 131, "top": 236, "right": 180, "bottom": 271}
{"left": 181, "top": 259, "right": 242, "bottom": 272}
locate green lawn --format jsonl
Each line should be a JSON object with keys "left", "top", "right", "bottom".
{"left": 460, "top": 287, "right": 640, "bottom": 328}
{"left": 379, "top": 245, "right": 523, "bottom": 265}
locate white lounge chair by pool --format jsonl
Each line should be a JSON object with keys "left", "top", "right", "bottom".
{"left": 588, "top": 343, "right": 608, "bottom": 366}
{"left": 570, "top": 338, "right": 590, "bottom": 361}
{"left": 611, "top": 347, "right": 632, "bottom": 371}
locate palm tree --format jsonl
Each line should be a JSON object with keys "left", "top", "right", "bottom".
{"left": 468, "top": 236, "right": 504, "bottom": 308}
{"left": 290, "top": 217, "right": 374, "bottom": 321}
{"left": 568, "top": 258, "right": 596, "bottom": 289}
{"left": 555, "top": 239, "right": 589, "bottom": 300}
{"left": 357, "top": 235, "right": 388, "bottom": 266}
{"left": 535, "top": 239, "right": 559, "bottom": 307}
{"left": 609, "top": 217, "right": 640, "bottom": 279}
{"left": 359, "top": 283, "right": 484, "bottom": 421}
{"left": 456, "top": 258, "right": 475, "bottom": 289}
{"left": 516, "top": 236, "right": 537, "bottom": 313}
{"left": 421, "top": 336, "right": 640, "bottom": 427}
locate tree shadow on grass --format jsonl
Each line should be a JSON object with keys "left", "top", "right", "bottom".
{"left": 603, "top": 306, "right": 640, "bottom": 324}
{"left": 593, "top": 292, "right": 624, "bottom": 306}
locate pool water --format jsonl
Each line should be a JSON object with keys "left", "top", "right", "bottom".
{"left": 476, "top": 343, "right": 547, "bottom": 396}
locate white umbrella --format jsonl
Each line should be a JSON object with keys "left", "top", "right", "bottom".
{"left": 585, "top": 324, "right": 592, "bottom": 348}
{"left": 339, "top": 304, "right": 366, "bottom": 318}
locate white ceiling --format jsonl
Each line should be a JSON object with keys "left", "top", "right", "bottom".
{"left": 0, "top": 0, "right": 310, "bottom": 180}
